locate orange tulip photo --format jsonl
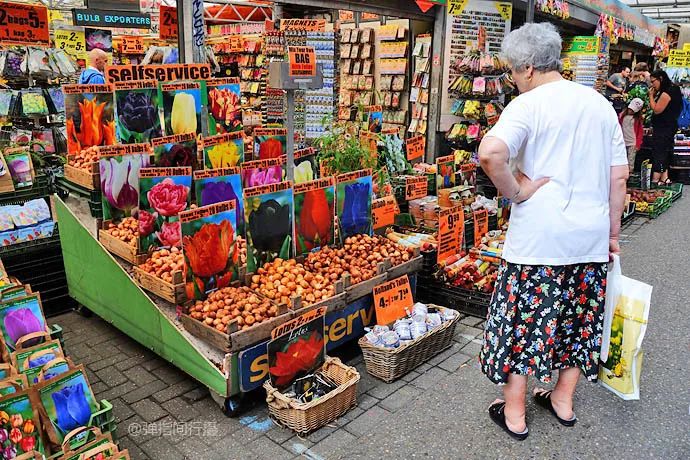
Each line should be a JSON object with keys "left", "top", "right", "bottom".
{"left": 294, "top": 184, "right": 335, "bottom": 255}
{"left": 64, "top": 90, "right": 115, "bottom": 155}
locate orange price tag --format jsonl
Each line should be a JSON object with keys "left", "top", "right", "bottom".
{"left": 437, "top": 206, "right": 464, "bottom": 264}
{"left": 0, "top": 1, "right": 50, "bottom": 46}
{"left": 288, "top": 46, "right": 316, "bottom": 77}
{"left": 372, "top": 196, "right": 399, "bottom": 230}
{"left": 121, "top": 36, "right": 144, "bottom": 54}
{"left": 229, "top": 35, "right": 245, "bottom": 52}
{"left": 159, "top": 5, "right": 178, "bottom": 40}
{"left": 373, "top": 275, "right": 414, "bottom": 325}
{"left": 405, "top": 176, "right": 427, "bottom": 200}
{"left": 473, "top": 208, "right": 489, "bottom": 248}
{"left": 406, "top": 135, "right": 425, "bottom": 161}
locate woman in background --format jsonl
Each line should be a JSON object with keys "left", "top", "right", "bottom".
{"left": 649, "top": 70, "right": 682, "bottom": 185}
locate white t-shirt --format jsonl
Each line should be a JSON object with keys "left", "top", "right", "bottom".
{"left": 486, "top": 79, "right": 628, "bottom": 266}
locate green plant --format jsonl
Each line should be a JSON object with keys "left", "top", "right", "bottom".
{"left": 378, "top": 132, "right": 410, "bottom": 175}
{"left": 315, "top": 115, "right": 376, "bottom": 175}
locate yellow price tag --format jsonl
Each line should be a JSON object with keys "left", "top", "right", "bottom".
{"left": 495, "top": 2, "right": 512, "bottom": 20}
{"left": 448, "top": 0, "right": 469, "bottom": 16}
{"left": 683, "top": 43, "right": 690, "bottom": 51}
{"left": 54, "top": 29, "right": 87, "bottom": 60}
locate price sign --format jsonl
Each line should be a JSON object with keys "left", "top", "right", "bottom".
{"left": 437, "top": 206, "right": 464, "bottom": 264}
{"left": 372, "top": 195, "right": 399, "bottom": 230}
{"left": 159, "top": 5, "right": 178, "bottom": 40}
{"left": 405, "top": 176, "right": 427, "bottom": 200}
{"left": 0, "top": 1, "right": 50, "bottom": 46}
{"left": 373, "top": 275, "right": 414, "bottom": 325}
{"left": 55, "top": 29, "right": 86, "bottom": 60}
{"left": 494, "top": 2, "right": 513, "bottom": 20}
{"left": 473, "top": 208, "right": 489, "bottom": 248}
{"left": 288, "top": 46, "right": 316, "bottom": 77}
{"left": 448, "top": 0, "right": 469, "bottom": 16}
{"left": 406, "top": 135, "right": 425, "bottom": 161}
{"left": 229, "top": 35, "right": 244, "bottom": 52}
{"left": 121, "top": 36, "right": 144, "bottom": 54}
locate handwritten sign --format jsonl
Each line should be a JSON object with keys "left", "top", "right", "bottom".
{"left": 473, "top": 208, "right": 489, "bottom": 248}
{"left": 243, "top": 180, "right": 292, "bottom": 198}
{"left": 121, "top": 36, "right": 144, "bottom": 54}
{"left": 437, "top": 206, "right": 464, "bottom": 264}
{"left": 55, "top": 29, "right": 86, "bottom": 59}
{"left": 406, "top": 135, "right": 425, "bottom": 161}
{"left": 288, "top": 46, "right": 316, "bottom": 77}
{"left": 448, "top": 0, "right": 469, "bottom": 16}
{"left": 372, "top": 196, "right": 399, "bottom": 230}
{"left": 0, "top": 1, "right": 50, "bottom": 46}
{"left": 405, "top": 176, "right": 427, "bottom": 200}
{"left": 159, "top": 5, "right": 178, "bottom": 40}
{"left": 495, "top": 2, "right": 513, "bottom": 20}
{"left": 373, "top": 275, "right": 414, "bottom": 325}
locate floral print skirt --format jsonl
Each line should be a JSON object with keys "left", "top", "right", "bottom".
{"left": 479, "top": 261, "right": 607, "bottom": 385}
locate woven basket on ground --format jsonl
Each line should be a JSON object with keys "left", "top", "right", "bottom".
{"left": 264, "top": 356, "right": 360, "bottom": 434}
{"left": 358, "top": 304, "right": 460, "bottom": 383}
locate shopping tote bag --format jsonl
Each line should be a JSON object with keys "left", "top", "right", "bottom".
{"left": 599, "top": 254, "right": 652, "bottom": 400}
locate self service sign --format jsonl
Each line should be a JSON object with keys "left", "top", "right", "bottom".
{"left": 72, "top": 9, "right": 151, "bottom": 29}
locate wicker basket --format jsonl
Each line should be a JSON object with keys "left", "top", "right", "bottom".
{"left": 358, "top": 305, "right": 460, "bottom": 383}
{"left": 263, "top": 357, "right": 360, "bottom": 434}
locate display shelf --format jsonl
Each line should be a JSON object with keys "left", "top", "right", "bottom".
{"left": 408, "top": 34, "right": 431, "bottom": 137}
{"left": 0, "top": 174, "right": 51, "bottom": 206}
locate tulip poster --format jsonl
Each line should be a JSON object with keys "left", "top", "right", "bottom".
{"left": 98, "top": 145, "right": 152, "bottom": 221}
{"left": 268, "top": 306, "right": 326, "bottom": 390}
{"left": 193, "top": 168, "right": 244, "bottom": 234}
{"left": 160, "top": 81, "right": 207, "bottom": 137}
{"left": 244, "top": 181, "right": 294, "bottom": 273}
{"left": 202, "top": 132, "right": 244, "bottom": 169}
{"left": 294, "top": 177, "right": 335, "bottom": 255}
{"left": 0, "top": 389, "right": 45, "bottom": 456}
{"left": 151, "top": 133, "right": 198, "bottom": 168}
{"left": 283, "top": 147, "right": 319, "bottom": 185}
{"left": 180, "top": 201, "right": 240, "bottom": 301}
{"left": 254, "top": 128, "right": 287, "bottom": 161}
{"left": 138, "top": 167, "right": 192, "bottom": 253}
{"left": 241, "top": 158, "right": 284, "bottom": 189}
{"left": 0, "top": 294, "right": 46, "bottom": 356}
{"left": 34, "top": 366, "right": 99, "bottom": 445}
{"left": 336, "top": 169, "right": 373, "bottom": 241}
{"left": 114, "top": 80, "right": 163, "bottom": 144}
{"left": 62, "top": 84, "right": 116, "bottom": 154}
{"left": 206, "top": 77, "right": 242, "bottom": 135}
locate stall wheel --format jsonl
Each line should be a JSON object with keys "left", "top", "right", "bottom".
{"left": 223, "top": 397, "right": 244, "bottom": 418}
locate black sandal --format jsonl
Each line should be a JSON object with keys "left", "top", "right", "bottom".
{"left": 533, "top": 390, "right": 577, "bottom": 427}
{"left": 488, "top": 401, "right": 529, "bottom": 441}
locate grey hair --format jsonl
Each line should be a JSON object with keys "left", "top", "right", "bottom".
{"left": 501, "top": 23, "right": 562, "bottom": 72}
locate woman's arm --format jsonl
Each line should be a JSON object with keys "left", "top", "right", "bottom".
{"left": 609, "top": 165, "right": 630, "bottom": 255}
{"left": 649, "top": 91, "right": 671, "bottom": 114}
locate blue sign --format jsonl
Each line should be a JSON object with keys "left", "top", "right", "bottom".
{"left": 72, "top": 9, "right": 151, "bottom": 29}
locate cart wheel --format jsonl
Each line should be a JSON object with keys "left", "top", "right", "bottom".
{"left": 76, "top": 305, "right": 93, "bottom": 317}
{"left": 223, "top": 397, "right": 243, "bottom": 418}
{"left": 56, "top": 186, "right": 69, "bottom": 200}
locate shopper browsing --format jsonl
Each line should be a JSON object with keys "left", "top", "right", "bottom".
{"left": 477, "top": 22, "right": 629, "bottom": 441}
{"left": 78, "top": 49, "right": 108, "bottom": 85}
{"left": 605, "top": 66, "right": 630, "bottom": 98}
{"left": 619, "top": 98, "right": 645, "bottom": 173}
{"left": 649, "top": 70, "right": 683, "bottom": 185}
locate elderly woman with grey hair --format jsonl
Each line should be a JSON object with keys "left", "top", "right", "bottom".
{"left": 478, "top": 23, "right": 629, "bottom": 440}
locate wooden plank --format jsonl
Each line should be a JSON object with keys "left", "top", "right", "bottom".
{"left": 291, "top": 291, "right": 347, "bottom": 317}
{"left": 387, "top": 254, "right": 423, "bottom": 279}
{"left": 97, "top": 220, "right": 139, "bottom": 264}
{"left": 64, "top": 163, "right": 100, "bottom": 190}
{"left": 344, "top": 271, "right": 387, "bottom": 303}
{"left": 229, "top": 309, "right": 294, "bottom": 351}
{"left": 132, "top": 266, "right": 186, "bottom": 304}
{"left": 180, "top": 314, "right": 230, "bottom": 352}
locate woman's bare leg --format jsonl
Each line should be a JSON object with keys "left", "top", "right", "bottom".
{"left": 493, "top": 373, "right": 528, "bottom": 432}
{"left": 535, "top": 367, "right": 579, "bottom": 420}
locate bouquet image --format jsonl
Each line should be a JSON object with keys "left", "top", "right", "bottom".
{"left": 139, "top": 171, "right": 192, "bottom": 253}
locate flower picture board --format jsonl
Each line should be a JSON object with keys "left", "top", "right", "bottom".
{"left": 294, "top": 177, "right": 335, "bottom": 256}
{"left": 0, "top": 374, "right": 28, "bottom": 397}
{"left": 11, "top": 339, "right": 65, "bottom": 386}
{"left": 33, "top": 365, "right": 99, "bottom": 445}
{"left": 113, "top": 80, "right": 163, "bottom": 144}
{"left": 281, "top": 147, "right": 319, "bottom": 185}
{"left": 180, "top": 201, "right": 240, "bottom": 301}
{"left": 159, "top": 81, "right": 207, "bottom": 137}
{"left": 138, "top": 167, "right": 192, "bottom": 253}
{"left": 151, "top": 133, "right": 198, "bottom": 168}
{"left": 206, "top": 77, "right": 242, "bottom": 135}
{"left": 241, "top": 158, "right": 284, "bottom": 189}
{"left": 202, "top": 131, "right": 244, "bottom": 169}
{"left": 62, "top": 84, "right": 115, "bottom": 155}
{"left": 436, "top": 154, "right": 456, "bottom": 192}
{"left": 98, "top": 145, "right": 152, "bottom": 221}
{"left": 268, "top": 306, "right": 326, "bottom": 390}
{"left": 244, "top": 181, "right": 294, "bottom": 273}
{"left": 253, "top": 127, "right": 287, "bottom": 161}
{"left": 0, "top": 388, "right": 46, "bottom": 456}
{"left": 336, "top": 169, "right": 373, "bottom": 241}
{"left": 0, "top": 294, "right": 47, "bottom": 360}
{"left": 4, "top": 148, "right": 34, "bottom": 189}
{"left": 193, "top": 167, "right": 244, "bottom": 235}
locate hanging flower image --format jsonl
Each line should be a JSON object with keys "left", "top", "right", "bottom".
{"left": 117, "top": 91, "right": 160, "bottom": 134}
{"left": 298, "top": 189, "right": 332, "bottom": 251}
{"left": 248, "top": 199, "right": 291, "bottom": 253}
{"left": 340, "top": 182, "right": 371, "bottom": 237}
{"left": 138, "top": 210, "right": 157, "bottom": 237}
{"left": 208, "top": 87, "right": 241, "bottom": 131}
{"left": 243, "top": 166, "right": 281, "bottom": 188}
{"left": 156, "top": 221, "right": 182, "bottom": 247}
{"left": 66, "top": 98, "right": 116, "bottom": 153}
{"left": 258, "top": 137, "right": 283, "bottom": 160}
{"left": 183, "top": 220, "right": 234, "bottom": 278}
{"left": 157, "top": 144, "right": 196, "bottom": 168}
{"left": 294, "top": 161, "right": 314, "bottom": 184}
{"left": 100, "top": 155, "right": 150, "bottom": 215}
{"left": 147, "top": 178, "right": 189, "bottom": 217}
{"left": 171, "top": 93, "right": 198, "bottom": 135}
{"left": 269, "top": 332, "right": 324, "bottom": 388}
{"left": 206, "top": 142, "right": 241, "bottom": 168}
{"left": 51, "top": 384, "right": 93, "bottom": 433}
{"left": 200, "top": 181, "right": 237, "bottom": 208}
{"left": 3, "top": 308, "right": 42, "bottom": 347}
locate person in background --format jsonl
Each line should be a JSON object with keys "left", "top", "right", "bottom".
{"left": 78, "top": 49, "right": 108, "bottom": 85}
{"left": 605, "top": 66, "right": 631, "bottom": 98}
{"left": 634, "top": 62, "right": 651, "bottom": 85}
{"left": 649, "top": 70, "right": 683, "bottom": 185}
{"left": 619, "top": 98, "right": 645, "bottom": 173}
{"left": 477, "top": 22, "right": 629, "bottom": 441}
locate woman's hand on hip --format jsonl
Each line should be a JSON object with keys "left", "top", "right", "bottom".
{"left": 514, "top": 171, "right": 550, "bottom": 203}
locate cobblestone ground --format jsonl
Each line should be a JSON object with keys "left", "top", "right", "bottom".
{"left": 55, "top": 309, "right": 483, "bottom": 460}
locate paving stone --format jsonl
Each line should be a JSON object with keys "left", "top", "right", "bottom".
{"left": 379, "top": 385, "right": 423, "bottom": 413}
{"left": 88, "top": 355, "right": 126, "bottom": 372}
{"left": 459, "top": 340, "right": 482, "bottom": 358}
{"left": 311, "top": 427, "right": 358, "bottom": 458}
{"left": 117, "top": 436, "right": 149, "bottom": 460}
{"left": 472, "top": 318, "right": 487, "bottom": 328}
{"left": 131, "top": 398, "right": 169, "bottom": 423}
{"left": 456, "top": 324, "right": 483, "bottom": 338}
{"left": 415, "top": 361, "right": 432, "bottom": 373}
{"left": 91, "top": 381, "right": 109, "bottom": 395}
{"left": 98, "top": 381, "right": 138, "bottom": 402}
{"left": 344, "top": 406, "right": 392, "bottom": 437}
{"left": 162, "top": 397, "right": 200, "bottom": 422}
{"left": 95, "top": 367, "right": 128, "bottom": 387}
{"left": 438, "top": 352, "right": 475, "bottom": 373}
{"left": 265, "top": 424, "right": 294, "bottom": 445}
{"left": 122, "top": 380, "right": 169, "bottom": 404}
{"left": 247, "top": 435, "right": 295, "bottom": 459}
{"left": 283, "top": 436, "right": 315, "bottom": 456}
{"left": 115, "top": 354, "right": 149, "bottom": 372}
{"left": 141, "top": 357, "right": 168, "bottom": 372}
{"left": 229, "top": 424, "right": 266, "bottom": 445}
{"left": 152, "top": 365, "right": 188, "bottom": 384}
{"left": 127, "top": 366, "right": 158, "bottom": 386}
{"left": 111, "top": 397, "right": 135, "bottom": 423}
{"left": 152, "top": 379, "right": 197, "bottom": 403}
{"left": 427, "top": 342, "right": 463, "bottom": 367}
{"left": 356, "top": 371, "right": 380, "bottom": 396}
{"left": 339, "top": 406, "right": 364, "bottom": 424}
{"left": 366, "top": 379, "right": 405, "bottom": 400}
{"left": 400, "top": 370, "right": 421, "bottom": 382}
{"left": 357, "top": 394, "right": 379, "bottom": 410}
{"left": 183, "top": 386, "right": 208, "bottom": 402}
{"left": 410, "top": 367, "right": 449, "bottom": 390}
{"left": 76, "top": 351, "right": 106, "bottom": 367}
{"left": 140, "top": 437, "right": 184, "bottom": 459}
{"left": 85, "top": 332, "right": 118, "bottom": 347}
{"left": 453, "top": 333, "right": 473, "bottom": 347}
{"left": 459, "top": 316, "right": 478, "bottom": 326}
{"left": 177, "top": 435, "right": 219, "bottom": 458}
{"left": 305, "top": 424, "right": 338, "bottom": 443}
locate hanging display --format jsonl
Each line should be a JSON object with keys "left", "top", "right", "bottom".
{"left": 160, "top": 81, "right": 207, "bottom": 137}
{"left": 151, "top": 133, "right": 198, "bottom": 168}
{"left": 114, "top": 80, "right": 163, "bottom": 144}
{"left": 62, "top": 84, "right": 116, "bottom": 155}
{"left": 294, "top": 177, "right": 336, "bottom": 255}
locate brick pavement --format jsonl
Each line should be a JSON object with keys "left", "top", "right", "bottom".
{"left": 54, "top": 310, "right": 484, "bottom": 460}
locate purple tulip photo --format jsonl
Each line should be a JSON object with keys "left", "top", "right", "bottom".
{"left": 3, "top": 308, "right": 43, "bottom": 348}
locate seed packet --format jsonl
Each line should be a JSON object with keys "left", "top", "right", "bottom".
{"left": 0, "top": 373, "right": 28, "bottom": 397}
{"left": 0, "top": 388, "right": 47, "bottom": 456}
{"left": 21, "top": 91, "right": 49, "bottom": 116}
{"left": 47, "top": 88, "right": 65, "bottom": 114}
{"left": 0, "top": 90, "right": 13, "bottom": 117}
{"left": 0, "top": 294, "right": 48, "bottom": 361}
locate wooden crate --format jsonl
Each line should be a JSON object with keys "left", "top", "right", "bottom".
{"left": 97, "top": 221, "right": 140, "bottom": 264}
{"left": 132, "top": 265, "right": 186, "bottom": 305}
{"left": 343, "top": 262, "right": 387, "bottom": 303}
{"left": 386, "top": 247, "right": 423, "bottom": 279}
{"left": 64, "top": 161, "right": 99, "bottom": 190}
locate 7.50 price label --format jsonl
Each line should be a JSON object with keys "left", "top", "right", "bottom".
{"left": 0, "top": 1, "right": 50, "bottom": 46}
